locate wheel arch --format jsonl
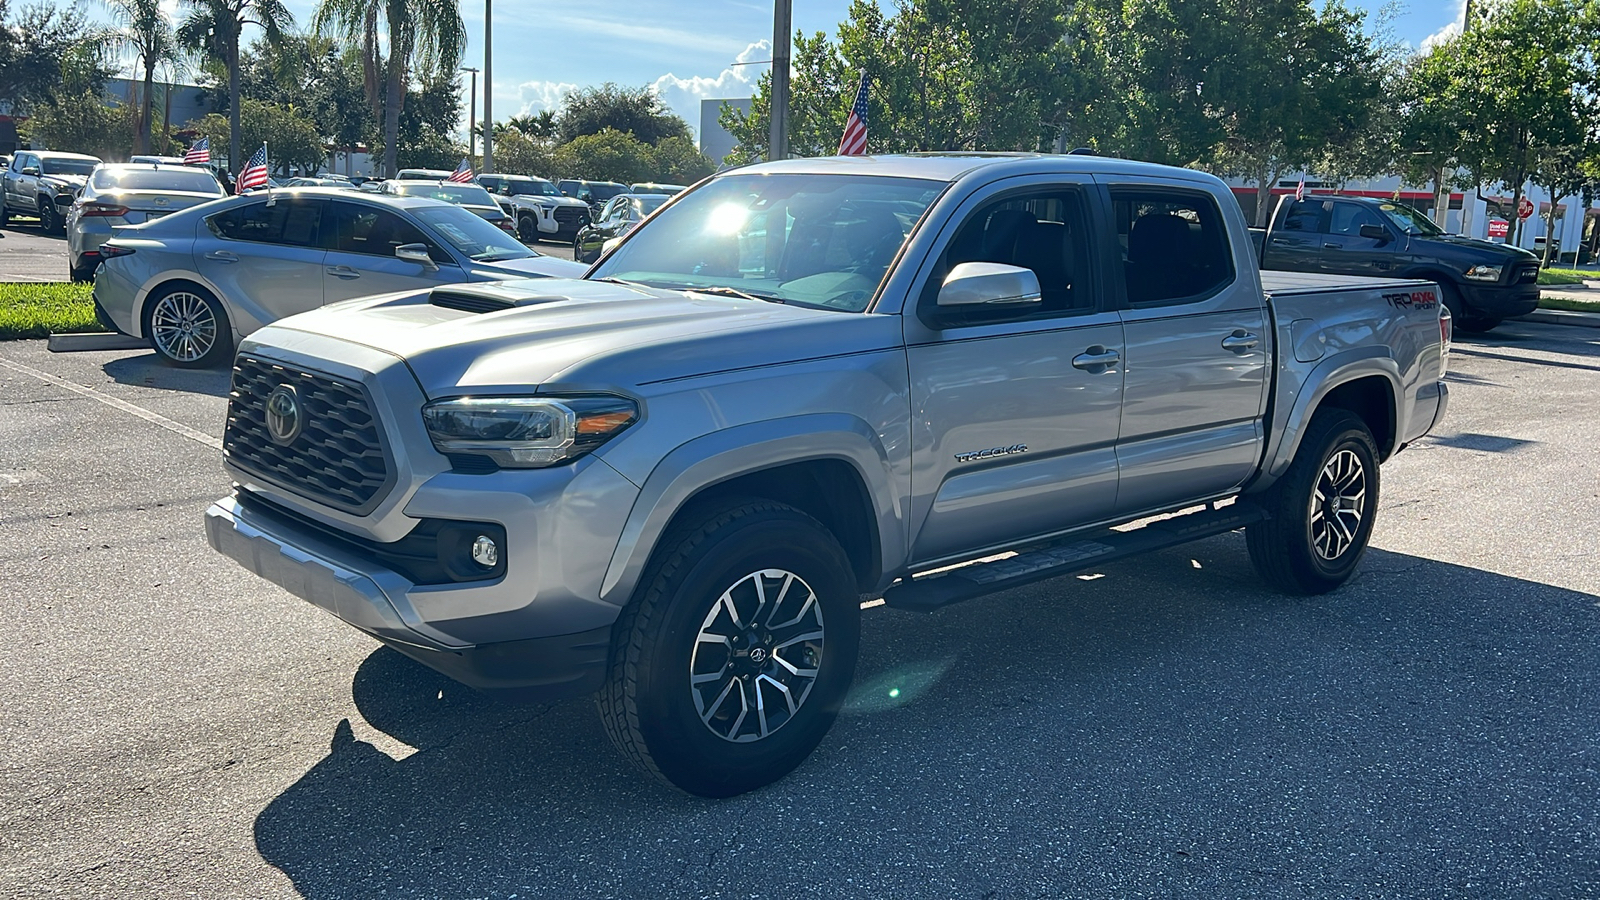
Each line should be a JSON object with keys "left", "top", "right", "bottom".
{"left": 130, "top": 271, "right": 230, "bottom": 339}
{"left": 599, "top": 415, "right": 904, "bottom": 606}
{"left": 1253, "top": 352, "right": 1403, "bottom": 493}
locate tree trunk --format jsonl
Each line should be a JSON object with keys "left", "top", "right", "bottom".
{"left": 382, "top": 45, "right": 405, "bottom": 177}
{"left": 141, "top": 61, "right": 156, "bottom": 156}
{"left": 1540, "top": 190, "right": 1562, "bottom": 268}
{"left": 1253, "top": 164, "right": 1278, "bottom": 227}
{"left": 1509, "top": 178, "right": 1526, "bottom": 247}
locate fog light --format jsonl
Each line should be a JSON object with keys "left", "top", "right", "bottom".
{"left": 470, "top": 535, "right": 498, "bottom": 568}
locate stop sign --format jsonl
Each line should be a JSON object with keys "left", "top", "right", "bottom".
{"left": 1518, "top": 196, "right": 1535, "bottom": 220}
{"left": 1488, "top": 219, "right": 1509, "bottom": 239}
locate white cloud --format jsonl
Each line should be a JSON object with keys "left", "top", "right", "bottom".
{"left": 1421, "top": 0, "right": 1467, "bottom": 50}
{"left": 517, "top": 80, "right": 580, "bottom": 116}
{"left": 651, "top": 40, "right": 767, "bottom": 140}
{"left": 544, "top": 12, "right": 748, "bottom": 57}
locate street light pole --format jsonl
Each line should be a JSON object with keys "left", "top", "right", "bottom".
{"left": 769, "top": 0, "right": 790, "bottom": 162}
{"left": 461, "top": 66, "right": 479, "bottom": 161}
{"left": 482, "top": 0, "right": 494, "bottom": 173}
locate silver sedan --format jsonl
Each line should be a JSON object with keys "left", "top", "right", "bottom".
{"left": 66, "top": 163, "right": 227, "bottom": 282}
{"left": 93, "top": 187, "right": 588, "bottom": 367}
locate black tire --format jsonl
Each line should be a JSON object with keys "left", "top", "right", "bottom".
{"left": 141, "top": 282, "right": 233, "bottom": 368}
{"left": 597, "top": 500, "right": 861, "bottom": 797}
{"left": 1453, "top": 315, "right": 1501, "bottom": 334}
{"left": 1433, "top": 281, "right": 1504, "bottom": 333}
{"left": 0, "top": 201, "right": 9, "bottom": 228}
{"left": 37, "top": 198, "right": 59, "bottom": 234}
{"left": 68, "top": 259, "right": 95, "bottom": 282}
{"left": 517, "top": 215, "right": 538, "bottom": 243}
{"left": 1246, "top": 409, "right": 1379, "bottom": 595}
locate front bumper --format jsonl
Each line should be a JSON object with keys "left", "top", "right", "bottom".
{"left": 205, "top": 494, "right": 611, "bottom": 698}
{"left": 1460, "top": 280, "right": 1539, "bottom": 318}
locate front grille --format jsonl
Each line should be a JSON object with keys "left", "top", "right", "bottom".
{"left": 431, "top": 290, "right": 514, "bottom": 314}
{"left": 224, "top": 355, "right": 393, "bottom": 514}
{"left": 553, "top": 206, "right": 589, "bottom": 228}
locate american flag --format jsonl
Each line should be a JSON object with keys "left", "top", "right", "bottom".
{"left": 447, "top": 158, "right": 474, "bottom": 183}
{"left": 837, "top": 75, "right": 870, "bottom": 156}
{"left": 184, "top": 136, "right": 210, "bottom": 164}
{"left": 237, "top": 144, "right": 269, "bottom": 192}
{"left": 1294, "top": 174, "right": 1306, "bottom": 202}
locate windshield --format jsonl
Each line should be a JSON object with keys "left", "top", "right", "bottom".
{"left": 590, "top": 183, "right": 627, "bottom": 202}
{"left": 92, "top": 168, "right": 222, "bottom": 194}
{"left": 43, "top": 158, "right": 98, "bottom": 176}
{"left": 634, "top": 196, "right": 666, "bottom": 217}
{"left": 589, "top": 173, "right": 945, "bottom": 312}
{"left": 413, "top": 205, "right": 536, "bottom": 261}
{"left": 1376, "top": 201, "right": 1443, "bottom": 236}
{"left": 395, "top": 182, "right": 497, "bottom": 206}
{"left": 508, "top": 179, "right": 562, "bottom": 197}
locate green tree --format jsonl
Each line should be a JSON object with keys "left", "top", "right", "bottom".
{"left": 555, "top": 83, "right": 690, "bottom": 145}
{"left": 313, "top": 0, "right": 466, "bottom": 177}
{"left": 104, "top": 0, "right": 181, "bottom": 155}
{"left": 551, "top": 128, "right": 652, "bottom": 183}
{"left": 490, "top": 128, "right": 555, "bottom": 177}
{"left": 504, "top": 110, "right": 556, "bottom": 139}
{"left": 177, "top": 0, "right": 294, "bottom": 169}
{"left": 188, "top": 98, "right": 325, "bottom": 174}
{"left": 0, "top": 1, "right": 109, "bottom": 116}
{"left": 646, "top": 135, "right": 713, "bottom": 184}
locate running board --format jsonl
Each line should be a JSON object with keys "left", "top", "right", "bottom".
{"left": 882, "top": 501, "right": 1267, "bottom": 613}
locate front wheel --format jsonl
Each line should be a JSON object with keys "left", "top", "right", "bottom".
{"left": 1246, "top": 409, "right": 1379, "bottom": 595}
{"left": 1453, "top": 315, "right": 1502, "bottom": 334}
{"left": 143, "top": 283, "right": 233, "bottom": 368}
{"left": 516, "top": 215, "right": 539, "bottom": 243}
{"left": 37, "top": 200, "right": 59, "bottom": 234}
{"left": 597, "top": 500, "right": 860, "bottom": 797}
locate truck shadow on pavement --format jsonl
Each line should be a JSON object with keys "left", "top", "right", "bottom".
{"left": 254, "top": 539, "right": 1600, "bottom": 898}
{"left": 102, "top": 355, "right": 230, "bottom": 397}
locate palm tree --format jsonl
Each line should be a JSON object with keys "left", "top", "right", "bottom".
{"left": 177, "top": 0, "right": 293, "bottom": 170}
{"left": 105, "top": 0, "right": 182, "bottom": 155}
{"left": 313, "top": 0, "right": 465, "bottom": 177}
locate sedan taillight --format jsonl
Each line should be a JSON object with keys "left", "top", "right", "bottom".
{"left": 497, "top": 218, "right": 515, "bottom": 234}
{"left": 98, "top": 243, "right": 135, "bottom": 259}
{"left": 79, "top": 202, "right": 129, "bottom": 218}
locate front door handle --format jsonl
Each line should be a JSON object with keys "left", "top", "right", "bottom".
{"left": 204, "top": 250, "right": 238, "bottom": 263}
{"left": 1221, "top": 331, "right": 1260, "bottom": 353}
{"left": 1322, "top": 242, "right": 1341, "bottom": 249}
{"left": 326, "top": 265, "right": 361, "bottom": 279}
{"left": 1071, "top": 346, "right": 1120, "bottom": 372}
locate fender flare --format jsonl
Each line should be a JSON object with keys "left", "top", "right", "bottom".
{"left": 598, "top": 413, "right": 904, "bottom": 605}
{"left": 1257, "top": 348, "right": 1403, "bottom": 487}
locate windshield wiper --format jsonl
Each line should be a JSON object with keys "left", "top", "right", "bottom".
{"left": 686, "top": 285, "right": 785, "bottom": 304}
{"left": 474, "top": 252, "right": 528, "bottom": 262}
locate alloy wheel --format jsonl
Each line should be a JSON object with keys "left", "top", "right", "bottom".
{"left": 149, "top": 291, "right": 218, "bottom": 363}
{"left": 1309, "top": 448, "right": 1367, "bottom": 561}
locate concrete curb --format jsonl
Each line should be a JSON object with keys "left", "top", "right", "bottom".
{"left": 46, "top": 332, "right": 146, "bottom": 352}
{"left": 1516, "top": 309, "right": 1600, "bottom": 329}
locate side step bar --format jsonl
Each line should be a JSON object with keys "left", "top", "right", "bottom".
{"left": 882, "top": 501, "right": 1267, "bottom": 613}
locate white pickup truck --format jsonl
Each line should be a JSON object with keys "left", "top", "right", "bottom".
{"left": 207, "top": 153, "right": 1450, "bottom": 796}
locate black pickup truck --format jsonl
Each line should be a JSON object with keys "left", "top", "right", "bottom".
{"left": 1252, "top": 194, "right": 1539, "bottom": 333}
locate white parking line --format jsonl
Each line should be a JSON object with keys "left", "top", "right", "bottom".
{"left": 0, "top": 355, "right": 223, "bottom": 450}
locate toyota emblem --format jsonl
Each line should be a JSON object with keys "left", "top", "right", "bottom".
{"left": 264, "top": 384, "right": 303, "bottom": 445}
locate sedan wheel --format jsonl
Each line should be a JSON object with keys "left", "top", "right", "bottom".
{"left": 144, "top": 285, "right": 232, "bottom": 368}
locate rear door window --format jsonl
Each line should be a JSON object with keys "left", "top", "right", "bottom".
{"left": 1278, "top": 199, "right": 1326, "bottom": 233}
{"left": 207, "top": 199, "right": 324, "bottom": 246}
{"left": 1111, "top": 191, "right": 1235, "bottom": 306}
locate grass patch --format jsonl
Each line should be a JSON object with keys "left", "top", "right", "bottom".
{"left": 0, "top": 282, "right": 99, "bottom": 339}
{"left": 1537, "top": 267, "right": 1590, "bottom": 285}
{"left": 1539, "top": 295, "right": 1600, "bottom": 313}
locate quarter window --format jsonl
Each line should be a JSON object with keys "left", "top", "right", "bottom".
{"left": 1112, "top": 191, "right": 1234, "bottom": 306}
{"left": 208, "top": 199, "right": 323, "bottom": 246}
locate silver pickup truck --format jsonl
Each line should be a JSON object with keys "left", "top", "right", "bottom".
{"left": 205, "top": 154, "right": 1450, "bottom": 797}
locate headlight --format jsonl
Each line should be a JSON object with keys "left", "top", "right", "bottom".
{"left": 1463, "top": 264, "right": 1502, "bottom": 282}
{"left": 422, "top": 395, "right": 638, "bottom": 467}
{"left": 55, "top": 183, "right": 74, "bottom": 194}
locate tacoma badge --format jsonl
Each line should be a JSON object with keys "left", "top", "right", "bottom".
{"left": 954, "top": 443, "right": 1028, "bottom": 463}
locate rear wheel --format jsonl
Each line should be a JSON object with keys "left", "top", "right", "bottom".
{"left": 597, "top": 500, "right": 860, "bottom": 797}
{"left": 142, "top": 283, "right": 233, "bottom": 368}
{"left": 1247, "top": 409, "right": 1379, "bottom": 595}
{"left": 68, "top": 258, "right": 95, "bottom": 282}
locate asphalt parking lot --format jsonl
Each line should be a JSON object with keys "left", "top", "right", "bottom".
{"left": 2, "top": 321, "right": 1598, "bottom": 898}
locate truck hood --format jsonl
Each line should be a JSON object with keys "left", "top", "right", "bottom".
{"left": 263, "top": 278, "right": 900, "bottom": 396}
{"left": 478, "top": 254, "right": 589, "bottom": 279}
{"left": 1420, "top": 233, "right": 1539, "bottom": 261}
{"left": 41, "top": 173, "right": 88, "bottom": 190}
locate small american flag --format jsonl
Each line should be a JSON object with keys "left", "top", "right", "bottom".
{"left": 237, "top": 144, "right": 269, "bottom": 191}
{"left": 837, "top": 75, "right": 870, "bottom": 156}
{"left": 184, "top": 136, "right": 210, "bottom": 164}
{"left": 1294, "top": 174, "right": 1306, "bottom": 202}
{"left": 447, "top": 158, "right": 474, "bottom": 183}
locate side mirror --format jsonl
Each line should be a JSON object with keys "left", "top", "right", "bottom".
{"left": 21, "top": 166, "right": 39, "bottom": 176}
{"left": 395, "top": 242, "right": 438, "bottom": 271}
{"left": 936, "top": 261, "right": 1042, "bottom": 310}
{"left": 1358, "top": 224, "right": 1391, "bottom": 242}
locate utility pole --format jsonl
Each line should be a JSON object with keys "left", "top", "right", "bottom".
{"left": 461, "top": 67, "right": 480, "bottom": 161}
{"left": 769, "top": 0, "right": 791, "bottom": 162}
{"left": 482, "top": 0, "right": 494, "bottom": 173}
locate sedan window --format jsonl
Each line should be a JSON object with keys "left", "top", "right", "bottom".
{"left": 208, "top": 199, "right": 324, "bottom": 247}
{"left": 92, "top": 168, "right": 223, "bottom": 194}
{"left": 328, "top": 203, "right": 448, "bottom": 262}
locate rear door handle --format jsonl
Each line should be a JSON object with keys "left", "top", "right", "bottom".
{"left": 1071, "top": 346, "right": 1120, "bottom": 372}
{"left": 326, "top": 265, "right": 361, "bottom": 279}
{"left": 1221, "top": 331, "right": 1260, "bottom": 353}
{"left": 204, "top": 250, "right": 238, "bottom": 263}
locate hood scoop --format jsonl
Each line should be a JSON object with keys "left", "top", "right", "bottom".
{"left": 430, "top": 285, "right": 575, "bottom": 314}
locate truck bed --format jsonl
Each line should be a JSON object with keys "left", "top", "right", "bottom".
{"left": 1260, "top": 270, "right": 1435, "bottom": 296}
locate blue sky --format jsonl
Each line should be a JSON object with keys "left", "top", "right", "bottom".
{"left": 141, "top": 0, "right": 1467, "bottom": 142}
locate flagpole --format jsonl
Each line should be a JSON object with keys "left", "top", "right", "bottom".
{"left": 769, "top": 0, "right": 791, "bottom": 161}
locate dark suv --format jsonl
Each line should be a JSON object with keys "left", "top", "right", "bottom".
{"left": 1256, "top": 194, "right": 1539, "bottom": 333}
